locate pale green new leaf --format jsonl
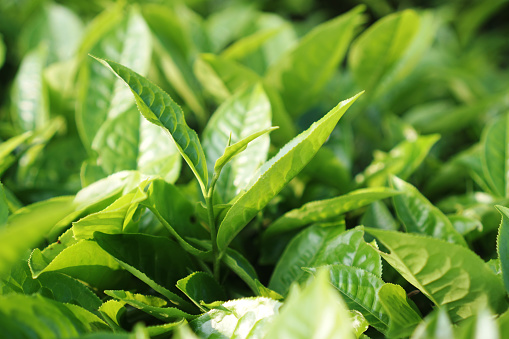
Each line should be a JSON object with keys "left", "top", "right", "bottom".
{"left": 11, "top": 45, "right": 49, "bottom": 132}
{"left": 269, "top": 226, "right": 381, "bottom": 296}
{"left": 0, "top": 196, "right": 76, "bottom": 279}
{"left": 481, "top": 113, "right": 509, "bottom": 198}
{"left": 202, "top": 84, "right": 273, "bottom": 202}
{"left": 94, "top": 57, "right": 209, "bottom": 193}
{"left": 190, "top": 297, "right": 282, "bottom": 339}
{"left": 496, "top": 205, "right": 509, "bottom": 295}
{"left": 194, "top": 53, "right": 260, "bottom": 103}
{"left": 99, "top": 300, "right": 126, "bottom": 330}
{"left": 29, "top": 239, "right": 127, "bottom": 290}
{"left": 349, "top": 9, "right": 421, "bottom": 94}
{"left": 264, "top": 269, "right": 354, "bottom": 339}
{"left": 214, "top": 126, "right": 277, "bottom": 174}
{"left": 176, "top": 272, "right": 226, "bottom": 311}
{"left": 73, "top": 187, "right": 147, "bottom": 240}
{"left": 0, "top": 294, "right": 109, "bottom": 337}
{"left": 356, "top": 134, "right": 440, "bottom": 187}
{"left": 264, "top": 187, "right": 398, "bottom": 238}
{"left": 366, "top": 229, "right": 508, "bottom": 321}
{"left": 77, "top": 9, "right": 152, "bottom": 150}
{"left": 217, "top": 92, "right": 362, "bottom": 251}
{"left": 454, "top": 308, "right": 500, "bottom": 339}
{"left": 105, "top": 290, "right": 196, "bottom": 320}
{"left": 306, "top": 264, "right": 389, "bottom": 333}
{"left": 411, "top": 308, "right": 454, "bottom": 339}
{"left": 378, "top": 283, "right": 422, "bottom": 337}
{"left": 143, "top": 4, "right": 207, "bottom": 123}
{"left": 265, "top": 6, "right": 364, "bottom": 117}
{"left": 391, "top": 176, "right": 467, "bottom": 246}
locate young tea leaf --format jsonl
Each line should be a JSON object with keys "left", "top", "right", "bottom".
{"left": 264, "top": 187, "right": 398, "bottom": 238}
{"left": 176, "top": 272, "right": 226, "bottom": 311}
{"left": 264, "top": 269, "right": 354, "bottom": 339}
{"left": 93, "top": 57, "right": 209, "bottom": 193}
{"left": 306, "top": 264, "right": 389, "bottom": 334}
{"left": 378, "top": 283, "right": 422, "bottom": 337}
{"left": 391, "top": 176, "right": 467, "bottom": 246}
{"left": 216, "top": 92, "right": 362, "bottom": 252}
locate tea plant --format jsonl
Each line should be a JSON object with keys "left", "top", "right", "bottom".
{"left": 1, "top": 0, "right": 509, "bottom": 338}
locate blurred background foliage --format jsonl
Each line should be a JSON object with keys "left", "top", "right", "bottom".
{"left": 0, "top": 0, "right": 508, "bottom": 253}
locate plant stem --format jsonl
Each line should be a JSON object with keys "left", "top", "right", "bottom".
{"left": 206, "top": 173, "right": 221, "bottom": 281}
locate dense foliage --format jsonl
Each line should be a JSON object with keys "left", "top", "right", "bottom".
{"left": 1, "top": 0, "right": 509, "bottom": 338}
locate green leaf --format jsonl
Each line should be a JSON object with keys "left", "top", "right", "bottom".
{"left": 481, "top": 113, "right": 509, "bottom": 198}
{"left": 93, "top": 57, "right": 209, "bottom": 193}
{"left": 454, "top": 307, "right": 500, "bottom": 339}
{"left": 143, "top": 4, "right": 207, "bottom": 123}
{"left": 269, "top": 226, "right": 381, "bottom": 296}
{"left": 214, "top": 126, "right": 277, "bottom": 175}
{"left": 73, "top": 186, "right": 148, "bottom": 240}
{"left": 349, "top": 9, "right": 422, "bottom": 94}
{"left": 194, "top": 53, "right": 260, "bottom": 103}
{"left": 378, "top": 283, "right": 422, "bottom": 338}
{"left": 361, "top": 200, "right": 399, "bottom": 231}
{"left": 11, "top": 45, "right": 49, "bottom": 132}
{"left": 29, "top": 239, "right": 127, "bottom": 290}
{"left": 217, "top": 92, "right": 362, "bottom": 252}
{"left": 264, "top": 269, "right": 354, "bottom": 339}
{"left": 306, "top": 264, "right": 389, "bottom": 333}
{"left": 190, "top": 297, "right": 282, "bottom": 339}
{"left": 141, "top": 179, "right": 210, "bottom": 256}
{"left": 448, "top": 215, "right": 483, "bottom": 236}
{"left": 496, "top": 205, "right": 509, "bottom": 295}
{"left": 1, "top": 260, "right": 102, "bottom": 314}
{"left": 105, "top": 290, "right": 196, "bottom": 320}
{"left": 0, "top": 294, "right": 109, "bottom": 337}
{"left": 202, "top": 84, "right": 273, "bottom": 202}
{"left": 99, "top": 300, "right": 126, "bottom": 330}
{"left": 94, "top": 232, "right": 196, "bottom": 310}
{"left": 366, "top": 228, "right": 508, "bottom": 321}
{"left": 264, "top": 187, "right": 398, "bottom": 238}
{"left": 77, "top": 9, "right": 152, "bottom": 151}
{"left": 411, "top": 308, "right": 453, "bottom": 339}
{"left": 265, "top": 6, "right": 364, "bottom": 117}
{"left": 391, "top": 176, "right": 467, "bottom": 246}
{"left": 356, "top": 134, "right": 440, "bottom": 187}
{"left": 176, "top": 272, "right": 226, "bottom": 311}
{"left": 19, "top": 2, "right": 83, "bottom": 64}
{"left": 0, "top": 196, "right": 76, "bottom": 279}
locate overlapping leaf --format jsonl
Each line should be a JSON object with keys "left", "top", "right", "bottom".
{"left": 216, "top": 92, "right": 362, "bottom": 251}
{"left": 94, "top": 57, "right": 209, "bottom": 192}
{"left": 366, "top": 228, "right": 508, "bottom": 321}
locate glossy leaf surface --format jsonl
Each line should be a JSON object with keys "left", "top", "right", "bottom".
{"left": 264, "top": 187, "right": 398, "bottom": 238}
{"left": 94, "top": 232, "right": 196, "bottom": 309}
{"left": 94, "top": 57, "right": 209, "bottom": 192}
{"left": 264, "top": 269, "right": 354, "bottom": 339}
{"left": 496, "top": 205, "right": 509, "bottom": 294}
{"left": 190, "top": 297, "right": 281, "bottom": 338}
{"left": 366, "top": 229, "right": 508, "bottom": 321}
{"left": 391, "top": 176, "right": 467, "bottom": 246}
{"left": 269, "top": 226, "right": 381, "bottom": 295}
{"left": 378, "top": 283, "right": 422, "bottom": 337}
{"left": 202, "top": 84, "right": 273, "bottom": 202}
{"left": 217, "top": 92, "right": 362, "bottom": 251}
{"left": 307, "top": 264, "right": 389, "bottom": 333}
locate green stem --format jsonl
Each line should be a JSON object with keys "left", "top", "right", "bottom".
{"left": 206, "top": 173, "right": 220, "bottom": 281}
